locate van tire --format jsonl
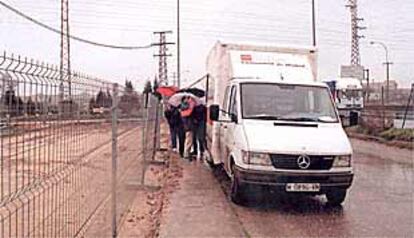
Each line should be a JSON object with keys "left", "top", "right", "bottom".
{"left": 230, "top": 164, "right": 246, "bottom": 205}
{"left": 326, "top": 189, "right": 347, "bottom": 206}
{"left": 205, "top": 155, "right": 218, "bottom": 169}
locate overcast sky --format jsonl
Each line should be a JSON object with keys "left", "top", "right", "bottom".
{"left": 0, "top": 0, "right": 413, "bottom": 91}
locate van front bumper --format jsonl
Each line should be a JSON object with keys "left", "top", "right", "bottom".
{"left": 234, "top": 165, "right": 353, "bottom": 192}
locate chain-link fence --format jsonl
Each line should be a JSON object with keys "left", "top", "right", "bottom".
{"left": 0, "top": 52, "right": 160, "bottom": 237}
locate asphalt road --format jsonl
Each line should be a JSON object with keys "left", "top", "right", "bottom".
{"left": 214, "top": 139, "right": 413, "bottom": 237}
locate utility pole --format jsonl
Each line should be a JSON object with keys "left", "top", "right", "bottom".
{"left": 364, "top": 68, "right": 370, "bottom": 103}
{"left": 384, "top": 61, "right": 392, "bottom": 102}
{"left": 311, "top": 0, "right": 316, "bottom": 47}
{"left": 60, "top": 0, "right": 71, "bottom": 99}
{"left": 346, "top": 0, "right": 365, "bottom": 66}
{"left": 153, "top": 31, "right": 174, "bottom": 85}
{"left": 370, "top": 41, "right": 393, "bottom": 103}
{"left": 177, "top": 0, "right": 181, "bottom": 88}
{"left": 172, "top": 72, "right": 177, "bottom": 86}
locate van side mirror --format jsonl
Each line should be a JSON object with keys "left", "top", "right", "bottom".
{"left": 349, "top": 111, "right": 359, "bottom": 126}
{"left": 209, "top": 105, "right": 220, "bottom": 121}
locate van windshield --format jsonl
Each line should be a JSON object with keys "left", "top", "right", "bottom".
{"left": 241, "top": 83, "right": 339, "bottom": 122}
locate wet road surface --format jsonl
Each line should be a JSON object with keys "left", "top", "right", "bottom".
{"left": 213, "top": 139, "right": 413, "bottom": 237}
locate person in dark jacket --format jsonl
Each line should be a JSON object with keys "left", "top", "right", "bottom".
{"left": 191, "top": 104, "right": 207, "bottom": 159}
{"left": 165, "top": 105, "right": 185, "bottom": 158}
{"left": 179, "top": 96, "right": 195, "bottom": 160}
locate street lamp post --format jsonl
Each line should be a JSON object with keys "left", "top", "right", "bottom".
{"left": 311, "top": 0, "right": 316, "bottom": 46}
{"left": 370, "top": 41, "right": 393, "bottom": 103}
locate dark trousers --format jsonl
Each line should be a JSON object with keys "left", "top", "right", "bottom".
{"left": 169, "top": 125, "right": 178, "bottom": 149}
{"left": 170, "top": 125, "right": 186, "bottom": 157}
{"left": 192, "top": 122, "right": 206, "bottom": 155}
{"left": 178, "top": 126, "right": 185, "bottom": 157}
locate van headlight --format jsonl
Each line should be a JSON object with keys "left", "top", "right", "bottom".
{"left": 242, "top": 151, "right": 272, "bottom": 166}
{"left": 333, "top": 155, "right": 352, "bottom": 167}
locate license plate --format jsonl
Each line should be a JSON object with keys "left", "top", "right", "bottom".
{"left": 286, "top": 183, "right": 320, "bottom": 192}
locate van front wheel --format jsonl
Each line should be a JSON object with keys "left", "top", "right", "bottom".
{"left": 230, "top": 166, "right": 246, "bottom": 205}
{"left": 326, "top": 189, "right": 347, "bottom": 206}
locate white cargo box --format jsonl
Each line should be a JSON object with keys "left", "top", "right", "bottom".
{"left": 206, "top": 41, "right": 318, "bottom": 107}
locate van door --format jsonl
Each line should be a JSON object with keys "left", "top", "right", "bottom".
{"left": 219, "top": 86, "right": 230, "bottom": 163}
{"left": 224, "top": 85, "right": 238, "bottom": 172}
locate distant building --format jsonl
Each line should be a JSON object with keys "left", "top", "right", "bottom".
{"left": 367, "top": 80, "right": 398, "bottom": 92}
{"left": 363, "top": 80, "right": 412, "bottom": 104}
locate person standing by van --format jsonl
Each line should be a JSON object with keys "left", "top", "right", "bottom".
{"left": 191, "top": 104, "right": 207, "bottom": 160}
{"left": 179, "top": 96, "right": 196, "bottom": 160}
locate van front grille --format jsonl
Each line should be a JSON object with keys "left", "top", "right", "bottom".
{"left": 270, "top": 154, "right": 334, "bottom": 170}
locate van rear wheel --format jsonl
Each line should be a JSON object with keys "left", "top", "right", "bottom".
{"left": 326, "top": 189, "right": 347, "bottom": 206}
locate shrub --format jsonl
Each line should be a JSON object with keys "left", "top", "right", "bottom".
{"left": 379, "top": 128, "right": 414, "bottom": 142}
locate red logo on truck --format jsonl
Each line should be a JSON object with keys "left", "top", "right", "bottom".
{"left": 240, "top": 54, "right": 252, "bottom": 63}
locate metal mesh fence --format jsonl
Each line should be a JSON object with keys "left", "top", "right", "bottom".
{"left": 0, "top": 52, "right": 160, "bottom": 237}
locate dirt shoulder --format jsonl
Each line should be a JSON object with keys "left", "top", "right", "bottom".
{"left": 117, "top": 125, "right": 183, "bottom": 238}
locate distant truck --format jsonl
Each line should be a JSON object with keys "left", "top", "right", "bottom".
{"left": 324, "top": 77, "right": 363, "bottom": 125}
{"left": 206, "top": 42, "right": 355, "bottom": 205}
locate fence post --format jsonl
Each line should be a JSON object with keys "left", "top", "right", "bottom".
{"left": 402, "top": 84, "right": 413, "bottom": 129}
{"left": 381, "top": 86, "right": 385, "bottom": 129}
{"left": 153, "top": 98, "right": 160, "bottom": 156}
{"left": 157, "top": 102, "right": 162, "bottom": 150}
{"left": 111, "top": 83, "right": 119, "bottom": 238}
{"left": 141, "top": 93, "right": 149, "bottom": 185}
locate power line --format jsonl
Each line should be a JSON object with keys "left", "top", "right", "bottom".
{"left": 18, "top": 6, "right": 412, "bottom": 42}
{"left": 11, "top": 3, "right": 413, "bottom": 40}
{"left": 11, "top": 2, "right": 326, "bottom": 29}
{"left": 15, "top": 0, "right": 414, "bottom": 34}
{"left": 3, "top": 1, "right": 413, "bottom": 53}
{"left": 0, "top": 1, "right": 153, "bottom": 50}
{"left": 5, "top": 17, "right": 414, "bottom": 52}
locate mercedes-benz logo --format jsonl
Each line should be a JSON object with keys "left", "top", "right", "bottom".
{"left": 297, "top": 155, "right": 311, "bottom": 169}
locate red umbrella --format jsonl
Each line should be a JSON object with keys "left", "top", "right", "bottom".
{"left": 156, "top": 86, "right": 179, "bottom": 97}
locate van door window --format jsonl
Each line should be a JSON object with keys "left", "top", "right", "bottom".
{"left": 229, "top": 86, "right": 238, "bottom": 117}
{"left": 222, "top": 86, "right": 230, "bottom": 110}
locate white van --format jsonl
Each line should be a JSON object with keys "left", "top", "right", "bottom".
{"left": 206, "top": 42, "right": 355, "bottom": 205}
